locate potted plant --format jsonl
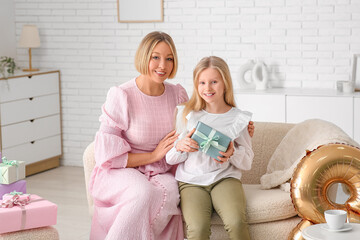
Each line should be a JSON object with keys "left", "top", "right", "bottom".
{"left": 0, "top": 56, "right": 18, "bottom": 79}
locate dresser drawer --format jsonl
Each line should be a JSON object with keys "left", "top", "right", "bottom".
{"left": 1, "top": 114, "right": 61, "bottom": 148}
{"left": 1, "top": 135, "right": 62, "bottom": 165}
{"left": 0, "top": 72, "right": 59, "bottom": 103}
{"left": 0, "top": 94, "right": 60, "bottom": 126}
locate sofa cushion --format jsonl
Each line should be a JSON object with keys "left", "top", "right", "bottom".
{"left": 211, "top": 184, "right": 297, "bottom": 225}
{"left": 241, "top": 122, "right": 294, "bottom": 185}
{"left": 210, "top": 216, "right": 302, "bottom": 240}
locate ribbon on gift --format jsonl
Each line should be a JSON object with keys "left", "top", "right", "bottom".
{"left": 6, "top": 191, "right": 30, "bottom": 202}
{"left": 0, "top": 195, "right": 29, "bottom": 208}
{"left": 0, "top": 195, "right": 45, "bottom": 231}
{"left": 194, "top": 129, "right": 227, "bottom": 154}
{"left": 10, "top": 191, "right": 23, "bottom": 196}
{"left": 1, "top": 158, "right": 18, "bottom": 166}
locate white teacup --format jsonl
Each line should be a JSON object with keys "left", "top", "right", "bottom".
{"left": 324, "top": 210, "right": 347, "bottom": 230}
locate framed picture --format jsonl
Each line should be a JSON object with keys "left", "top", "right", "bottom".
{"left": 117, "top": 0, "right": 163, "bottom": 23}
{"left": 352, "top": 54, "right": 360, "bottom": 91}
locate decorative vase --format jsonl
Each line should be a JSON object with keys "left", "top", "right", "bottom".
{"left": 252, "top": 61, "right": 269, "bottom": 90}
{"left": 238, "top": 60, "right": 255, "bottom": 89}
{"left": 238, "top": 60, "right": 269, "bottom": 90}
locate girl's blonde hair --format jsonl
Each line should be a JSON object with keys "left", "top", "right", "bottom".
{"left": 134, "top": 31, "right": 178, "bottom": 79}
{"left": 182, "top": 56, "right": 236, "bottom": 122}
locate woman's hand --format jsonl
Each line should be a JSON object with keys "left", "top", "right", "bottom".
{"left": 248, "top": 121, "right": 255, "bottom": 137}
{"left": 151, "top": 130, "right": 179, "bottom": 162}
{"left": 216, "top": 141, "right": 234, "bottom": 164}
{"left": 175, "top": 128, "right": 199, "bottom": 153}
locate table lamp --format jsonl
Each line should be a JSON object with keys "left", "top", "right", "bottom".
{"left": 19, "top": 25, "right": 40, "bottom": 72}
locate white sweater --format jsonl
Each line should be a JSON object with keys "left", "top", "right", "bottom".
{"left": 166, "top": 106, "right": 254, "bottom": 186}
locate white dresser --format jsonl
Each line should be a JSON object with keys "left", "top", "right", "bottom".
{"left": 235, "top": 88, "right": 360, "bottom": 144}
{"left": 0, "top": 70, "right": 62, "bottom": 175}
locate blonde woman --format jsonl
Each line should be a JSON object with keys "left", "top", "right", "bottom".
{"left": 166, "top": 56, "right": 253, "bottom": 240}
{"left": 89, "top": 31, "right": 188, "bottom": 239}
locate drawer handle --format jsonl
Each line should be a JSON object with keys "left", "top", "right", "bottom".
{"left": 28, "top": 76, "right": 32, "bottom": 79}
{"left": 30, "top": 141, "right": 35, "bottom": 144}
{"left": 30, "top": 119, "right": 35, "bottom": 122}
{"left": 29, "top": 97, "right": 33, "bottom": 101}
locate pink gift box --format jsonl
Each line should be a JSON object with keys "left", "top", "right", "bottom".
{"left": 0, "top": 194, "right": 57, "bottom": 234}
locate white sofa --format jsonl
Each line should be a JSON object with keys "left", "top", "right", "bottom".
{"left": 83, "top": 122, "right": 303, "bottom": 239}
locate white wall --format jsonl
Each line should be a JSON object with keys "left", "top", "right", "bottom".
{"left": 0, "top": 0, "right": 16, "bottom": 58}
{"left": 12, "top": 0, "right": 360, "bottom": 166}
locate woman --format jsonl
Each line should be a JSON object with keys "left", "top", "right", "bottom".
{"left": 89, "top": 31, "right": 187, "bottom": 240}
{"left": 89, "top": 31, "right": 255, "bottom": 240}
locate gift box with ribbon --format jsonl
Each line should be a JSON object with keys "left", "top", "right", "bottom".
{"left": 0, "top": 194, "right": 57, "bottom": 234}
{"left": 0, "top": 180, "right": 27, "bottom": 200}
{"left": 0, "top": 157, "right": 26, "bottom": 184}
{"left": 191, "top": 121, "right": 231, "bottom": 160}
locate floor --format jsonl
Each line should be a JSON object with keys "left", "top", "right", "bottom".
{"left": 26, "top": 166, "right": 91, "bottom": 240}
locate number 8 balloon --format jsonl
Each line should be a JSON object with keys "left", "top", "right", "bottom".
{"left": 288, "top": 144, "right": 360, "bottom": 240}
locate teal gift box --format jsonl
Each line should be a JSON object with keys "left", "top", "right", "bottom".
{"left": 0, "top": 158, "right": 26, "bottom": 184}
{"left": 191, "top": 121, "right": 231, "bottom": 160}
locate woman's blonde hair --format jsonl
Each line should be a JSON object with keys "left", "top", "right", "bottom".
{"left": 182, "top": 56, "right": 236, "bottom": 122}
{"left": 134, "top": 31, "right": 178, "bottom": 79}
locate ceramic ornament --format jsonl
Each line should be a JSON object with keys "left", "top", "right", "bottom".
{"left": 238, "top": 60, "right": 255, "bottom": 89}
{"left": 252, "top": 61, "right": 269, "bottom": 90}
{"left": 238, "top": 60, "right": 269, "bottom": 90}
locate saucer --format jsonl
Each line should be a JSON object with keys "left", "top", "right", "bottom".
{"left": 321, "top": 223, "right": 352, "bottom": 232}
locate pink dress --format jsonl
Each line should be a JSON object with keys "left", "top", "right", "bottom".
{"left": 89, "top": 78, "right": 188, "bottom": 240}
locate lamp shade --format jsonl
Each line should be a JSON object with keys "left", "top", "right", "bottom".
{"left": 19, "top": 25, "right": 40, "bottom": 48}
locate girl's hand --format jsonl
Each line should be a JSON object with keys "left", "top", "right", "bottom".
{"left": 175, "top": 128, "right": 199, "bottom": 153}
{"left": 215, "top": 141, "right": 234, "bottom": 164}
{"left": 152, "top": 130, "right": 179, "bottom": 162}
{"left": 248, "top": 121, "right": 255, "bottom": 137}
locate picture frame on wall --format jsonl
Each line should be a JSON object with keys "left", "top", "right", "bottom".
{"left": 117, "top": 0, "right": 163, "bottom": 23}
{"left": 352, "top": 54, "right": 360, "bottom": 91}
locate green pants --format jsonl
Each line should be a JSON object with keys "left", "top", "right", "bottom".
{"left": 179, "top": 178, "right": 250, "bottom": 240}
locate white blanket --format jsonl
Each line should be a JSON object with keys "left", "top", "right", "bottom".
{"left": 260, "top": 119, "right": 360, "bottom": 191}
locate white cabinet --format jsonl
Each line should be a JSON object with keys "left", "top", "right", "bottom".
{"left": 286, "top": 96, "right": 353, "bottom": 138}
{"left": 0, "top": 70, "right": 62, "bottom": 175}
{"left": 234, "top": 89, "right": 360, "bottom": 144}
{"left": 355, "top": 97, "right": 360, "bottom": 144}
{"left": 235, "top": 94, "right": 286, "bottom": 122}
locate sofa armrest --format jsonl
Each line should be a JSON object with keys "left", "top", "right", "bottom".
{"left": 83, "top": 141, "right": 95, "bottom": 217}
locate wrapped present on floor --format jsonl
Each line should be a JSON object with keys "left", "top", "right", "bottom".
{"left": 0, "top": 180, "right": 26, "bottom": 200}
{"left": 0, "top": 194, "right": 57, "bottom": 234}
{"left": 0, "top": 157, "right": 25, "bottom": 184}
{"left": 191, "top": 121, "right": 231, "bottom": 161}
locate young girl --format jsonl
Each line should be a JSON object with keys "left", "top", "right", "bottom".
{"left": 166, "top": 56, "right": 253, "bottom": 240}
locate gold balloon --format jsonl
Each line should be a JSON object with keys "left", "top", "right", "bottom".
{"left": 291, "top": 144, "right": 360, "bottom": 224}
{"left": 287, "top": 219, "right": 312, "bottom": 240}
